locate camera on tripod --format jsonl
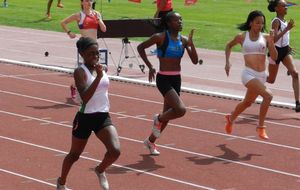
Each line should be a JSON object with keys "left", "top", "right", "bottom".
{"left": 97, "top": 18, "right": 162, "bottom": 75}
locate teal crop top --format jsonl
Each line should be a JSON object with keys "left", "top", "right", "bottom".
{"left": 157, "top": 31, "right": 185, "bottom": 58}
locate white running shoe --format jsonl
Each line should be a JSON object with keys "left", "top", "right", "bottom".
{"left": 95, "top": 169, "right": 109, "bottom": 190}
{"left": 144, "top": 138, "right": 160, "bottom": 155}
{"left": 152, "top": 114, "right": 162, "bottom": 138}
{"left": 56, "top": 178, "right": 70, "bottom": 190}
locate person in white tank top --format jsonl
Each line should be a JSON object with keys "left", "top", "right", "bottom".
{"left": 225, "top": 10, "right": 277, "bottom": 140}
{"left": 56, "top": 37, "right": 120, "bottom": 190}
{"left": 267, "top": 0, "right": 300, "bottom": 112}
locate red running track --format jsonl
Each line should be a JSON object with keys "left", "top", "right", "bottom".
{"left": 1, "top": 63, "right": 300, "bottom": 190}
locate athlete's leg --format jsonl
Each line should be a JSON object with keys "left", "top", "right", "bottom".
{"left": 58, "top": 136, "right": 88, "bottom": 185}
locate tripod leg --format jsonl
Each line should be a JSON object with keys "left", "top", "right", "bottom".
{"left": 128, "top": 42, "right": 145, "bottom": 74}
{"left": 117, "top": 42, "right": 126, "bottom": 76}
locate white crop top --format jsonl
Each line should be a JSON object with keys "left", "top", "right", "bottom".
{"left": 271, "top": 17, "right": 290, "bottom": 47}
{"left": 242, "top": 31, "right": 267, "bottom": 55}
{"left": 79, "top": 64, "right": 110, "bottom": 113}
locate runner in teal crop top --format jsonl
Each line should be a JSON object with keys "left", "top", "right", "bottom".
{"left": 157, "top": 31, "right": 185, "bottom": 58}
{"left": 137, "top": 12, "right": 199, "bottom": 155}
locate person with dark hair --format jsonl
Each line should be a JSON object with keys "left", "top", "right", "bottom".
{"left": 61, "top": 0, "right": 106, "bottom": 99}
{"left": 56, "top": 37, "right": 120, "bottom": 190}
{"left": 46, "top": 0, "right": 64, "bottom": 20}
{"left": 137, "top": 12, "right": 198, "bottom": 155}
{"left": 224, "top": 10, "right": 277, "bottom": 140}
{"left": 267, "top": 0, "right": 300, "bottom": 112}
{"left": 154, "top": 0, "right": 173, "bottom": 30}
{"left": 61, "top": 0, "right": 106, "bottom": 40}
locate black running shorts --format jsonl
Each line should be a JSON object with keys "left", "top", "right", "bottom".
{"left": 156, "top": 73, "right": 181, "bottom": 96}
{"left": 270, "top": 45, "right": 291, "bottom": 64}
{"left": 72, "top": 112, "right": 113, "bottom": 139}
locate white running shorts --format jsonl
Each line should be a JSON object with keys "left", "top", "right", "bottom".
{"left": 241, "top": 67, "right": 267, "bottom": 86}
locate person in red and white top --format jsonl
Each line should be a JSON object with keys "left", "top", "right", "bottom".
{"left": 60, "top": 0, "right": 106, "bottom": 99}
{"left": 154, "top": 0, "right": 173, "bottom": 30}
{"left": 61, "top": 0, "right": 106, "bottom": 40}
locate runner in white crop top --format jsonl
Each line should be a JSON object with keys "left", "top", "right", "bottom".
{"left": 225, "top": 10, "right": 277, "bottom": 140}
{"left": 242, "top": 31, "right": 267, "bottom": 55}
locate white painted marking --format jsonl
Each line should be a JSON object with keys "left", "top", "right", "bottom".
{"left": 0, "top": 136, "right": 216, "bottom": 190}
{"left": 0, "top": 168, "right": 56, "bottom": 187}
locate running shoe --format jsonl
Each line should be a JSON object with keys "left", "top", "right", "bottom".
{"left": 225, "top": 115, "right": 232, "bottom": 134}
{"left": 70, "top": 85, "right": 77, "bottom": 99}
{"left": 152, "top": 114, "right": 162, "bottom": 138}
{"left": 295, "top": 103, "right": 300, "bottom": 112}
{"left": 256, "top": 126, "right": 269, "bottom": 140}
{"left": 2, "top": 2, "right": 8, "bottom": 7}
{"left": 143, "top": 138, "right": 160, "bottom": 155}
{"left": 95, "top": 169, "right": 109, "bottom": 190}
{"left": 56, "top": 178, "right": 69, "bottom": 190}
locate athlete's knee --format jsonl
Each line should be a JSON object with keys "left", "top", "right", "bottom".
{"left": 66, "top": 152, "right": 81, "bottom": 163}
{"left": 175, "top": 106, "right": 186, "bottom": 117}
{"left": 242, "top": 97, "right": 255, "bottom": 107}
{"left": 263, "top": 92, "right": 273, "bottom": 102}
{"left": 107, "top": 147, "right": 121, "bottom": 160}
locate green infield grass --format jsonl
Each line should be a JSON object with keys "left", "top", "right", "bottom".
{"left": 0, "top": 0, "right": 299, "bottom": 58}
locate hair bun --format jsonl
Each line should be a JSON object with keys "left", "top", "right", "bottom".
{"left": 76, "top": 37, "right": 98, "bottom": 52}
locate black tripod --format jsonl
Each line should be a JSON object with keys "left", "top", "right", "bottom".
{"left": 116, "top": 37, "right": 145, "bottom": 76}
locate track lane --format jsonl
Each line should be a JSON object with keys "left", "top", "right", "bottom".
{"left": 1, "top": 64, "right": 300, "bottom": 189}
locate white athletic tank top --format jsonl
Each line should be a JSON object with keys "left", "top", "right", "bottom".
{"left": 79, "top": 64, "right": 110, "bottom": 113}
{"left": 272, "top": 17, "right": 290, "bottom": 47}
{"left": 242, "top": 31, "right": 266, "bottom": 55}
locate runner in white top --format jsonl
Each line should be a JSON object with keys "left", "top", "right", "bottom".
{"left": 225, "top": 10, "right": 277, "bottom": 140}
{"left": 267, "top": 0, "right": 300, "bottom": 112}
{"left": 56, "top": 37, "right": 120, "bottom": 190}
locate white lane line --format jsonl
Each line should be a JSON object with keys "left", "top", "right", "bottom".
{"left": 0, "top": 168, "right": 56, "bottom": 187}
{"left": 1, "top": 112, "right": 300, "bottom": 179}
{"left": 110, "top": 93, "right": 300, "bottom": 129}
{"left": 0, "top": 74, "right": 69, "bottom": 87}
{"left": 22, "top": 118, "right": 33, "bottom": 121}
{"left": 120, "top": 136, "right": 300, "bottom": 179}
{"left": 0, "top": 136, "right": 216, "bottom": 190}
{"left": 0, "top": 72, "right": 59, "bottom": 78}
{"left": 40, "top": 117, "right": 51, "bottom": 120}
{"left": 135, "top": 115, "right": 146, "bottom": 118}
{"left": 1, "top": 94, "right": 300, "bottom": 152}
{"left": 59, "top": 121, "right": 70, "bottom": 124}
{"left": 40, "top": 122, "right": 51, "bottom": 125}
{"left": 1, "top": 88, "right": 299, "bottom": 130}
{"left": 0, "top": 70, "right": 298, "bottom": 128}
